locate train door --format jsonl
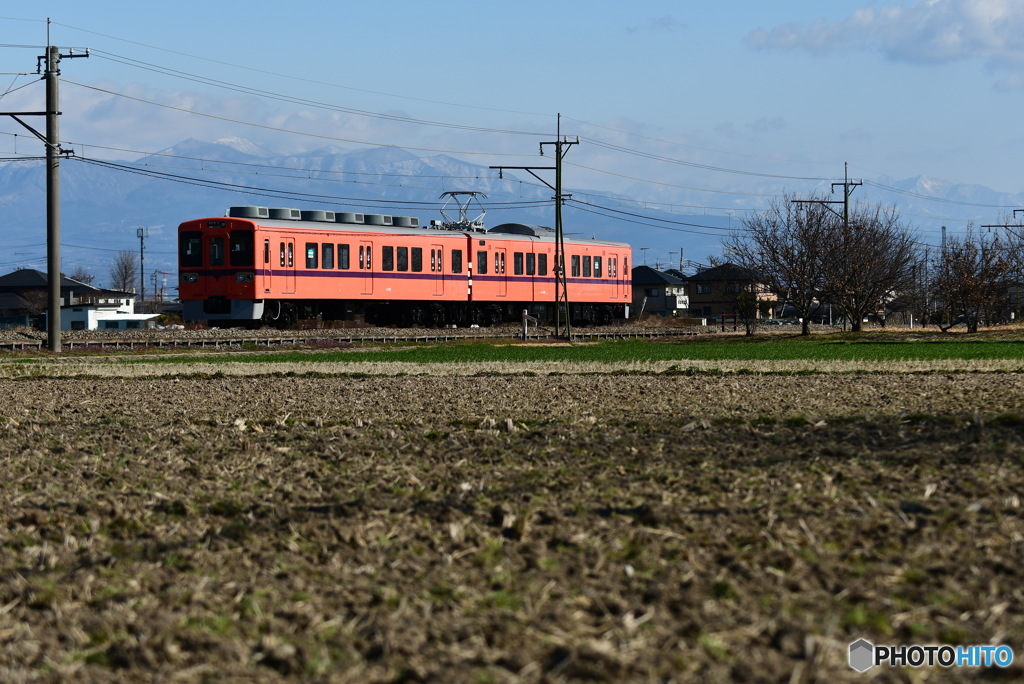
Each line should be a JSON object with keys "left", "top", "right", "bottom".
{"left": 431, "top": 244, "right": 444, "bottom": 296}
{"left": 494, "top": 247, "right": 507, "bottom": 297}
{"left": 262, "top": 238, "right": 272, "bottom": 294}
{"left": 207, "top": 234, "right": 227, "bottom": 294}
{"left": 359, "top": 240, "right": 374, "bottom": 295}
{"left": 620, "top": 255, "right": 629, "bottom": 300}
{"left": 280, "top": 238, "right": 296, "bottom": 294}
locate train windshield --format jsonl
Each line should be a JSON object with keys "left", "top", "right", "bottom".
{"left": 230, "top": 230, "right": 254, "bottom": 267}
{"left": 179, "top": 231, "right": 202, "bottom": 267}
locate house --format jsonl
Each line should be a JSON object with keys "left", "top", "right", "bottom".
{"left": 0, "top": 269, "right": 159, "bottom": 331}
{"left": 631, "top": 265, "right": 689, "bottom": 317}
{"left": 684, "top": 262, "right": 775, "bottom": 321}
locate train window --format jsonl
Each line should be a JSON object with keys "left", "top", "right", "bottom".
{"left": 306, "top": 243, "right": 318, "bottom": 269}
{"left": 366, "top": 246, "right": 371, "bottom": 269}
{"left": 382, "top": 246, "right": 394, "bottom": 271}
{"left": 583, "top": 256, "right": 592, "bottom": 277}
{"left": 280, "top": 242, "right": 286, "bottom": 267}
{"left": 538, "top": 253, "right": 548, "bottom": 276}
{"left": 594, "top": 257, "right": 602, "bottom": 278}
{"left": 397, "top": 246, "right": 409, "bottom": 272}
{"left": 359, "top": 245, "right": 364, "bottom": 269}
{"left": 609, "top": 258, "right": 615, "bottom": 277}
{"left": 430, "top": 249, "right": 436, "bottom": 272}
{"left": 230, "top": 231, "right": 253, "bottom": 266}
{"left": 180, "top": 232, "right": 202, "bottom": 267}
{"left": 322, "top": 243, "right": 334, "bottom": 270}
{"left": 339, "top": 244, "right": 350, "bottom": 269}
{"left": 476, "top": 250, "right": 488, "bottom": 275}
{"left": 209, "top": 237, "right": 224, "bottom": 266}
{"left": 287, "top": 243, "right": 294, "bottom": 268}
{"left": 411, "top": 247, "right": 422, "bottom": 272}
{"left": 514, "top": 252, "right": 524, "bottom": 275}
{"left": 526, "top": 253, "right": 535, "bottom": 275}
{"left": 452, "top": 249, "right": 463, "bottom": 273}
{"left": 571, "top": 255, "right": 580, "bottom": 277}
{"left": 263, "top": 239, "right": 270, "bottom": 265}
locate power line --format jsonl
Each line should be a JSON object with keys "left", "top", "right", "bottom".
{"left": 89, "top": 50, "right": 551, "bottom": 137}
{"left": 567, "top": 199, "right": 737, "bottom": 236}
{"left": 582, "top": 137, "right": 831, "bottom": 182}
{"left": 71, "top": 156, "right": 551, "bottom": 211}
{"left": 52, "top": 20, "right": 550, "bottom": 117}
{"left": 61, "top": 80, "right": 544, "bottom": 159}
{"left": 863, "top": 179, "right": 1021, "bottom": 208}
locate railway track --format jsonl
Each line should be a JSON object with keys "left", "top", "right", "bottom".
{"left": 0, "top": 326, "right": 704, "bottom": 352}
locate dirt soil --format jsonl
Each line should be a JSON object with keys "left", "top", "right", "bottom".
{"left": 0, "top": 373, "right": 1022, "bottom": 682}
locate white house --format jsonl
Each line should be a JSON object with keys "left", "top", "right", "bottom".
{"left": 61, "top": 294, "right": 160, "bottom": 331}
{"left": 0, "top": 269, "right": 163, "bottom": 331}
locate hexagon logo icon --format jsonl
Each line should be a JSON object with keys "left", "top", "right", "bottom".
{"left": 849, "top": 639, "right": 874, "bottom": 672}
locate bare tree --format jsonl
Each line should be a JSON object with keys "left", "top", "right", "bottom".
{"left": 824, "top": 204, "right": 918, "bottom": 332}
{"left": 725, "top": 195, "right": 832, "bottom": 336}
{"left": 110, "top": 251, "right": 138, "bottom": 292}
{"left": 68, "top": 265, "right": 95, "bottom": 286}
{"left": 931, "top": 226, "right": 1011, "bottom": 333}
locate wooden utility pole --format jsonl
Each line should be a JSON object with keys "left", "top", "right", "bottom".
{"left": 491, "top": 114, "right": 578, "bottom": 337}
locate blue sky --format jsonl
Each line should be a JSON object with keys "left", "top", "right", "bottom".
{"left": 3, "top": 1, "right": 1024, "bottom": 256}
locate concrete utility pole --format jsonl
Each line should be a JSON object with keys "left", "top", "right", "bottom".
{"left": 138, "top": 226, "right": 149, "bottom": 307}
{"left": 0, "top": 25, "right": 88, "bottom": 352}
{"left": 491, "top": 114, "right": 579, "bottom": 338}
{"left": 794, "top": 162, "right": 862, "bottom": 230}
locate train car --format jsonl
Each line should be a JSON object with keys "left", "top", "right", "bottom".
{"left": 178, "top": 205, "right": 631, "bottom": 327}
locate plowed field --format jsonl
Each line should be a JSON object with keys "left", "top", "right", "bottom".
{"left": 0, "top": 369, "right": 1022, "bottom": 682}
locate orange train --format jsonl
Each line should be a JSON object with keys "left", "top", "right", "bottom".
{"left": 178, "top": 205, "right": 632, "bottom": 327}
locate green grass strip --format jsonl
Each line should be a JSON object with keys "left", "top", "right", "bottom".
{"left": 116, "top": 336, "right": 1024, "bottom": 365}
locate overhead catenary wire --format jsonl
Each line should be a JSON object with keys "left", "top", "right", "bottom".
{"left": 51, "top": 20, "right": 551, "bottom": 117}
{"left": 61, "top": 80, "right": 545, "bottom": 159}
{"left": 88, "top": 50, "right": 552, "bottom": 137}
{"left": 71, "top": 156, "right": 552, "bottom": 211}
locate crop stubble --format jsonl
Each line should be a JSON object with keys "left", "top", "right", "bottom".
{"left": 0, "top": 372, "right": 1022, "bottom": 682}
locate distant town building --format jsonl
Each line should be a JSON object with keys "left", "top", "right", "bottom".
{"left": 631, "top": 265, "right": 689, "bottom": 317}
{"left": 0, "top": 268, "right": 158, "bottom": 331}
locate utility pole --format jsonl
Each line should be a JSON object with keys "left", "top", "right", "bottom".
{"left": 793, "top": 162, "right": 862, "bottom": 228}
{"left": 0, "top": 24, "right": 88, "bottom": 352}
{"left": 137, "top": 226, "right": 149, "bottom": 308}
{"left": 491, "top": 114, "right": 579, "bottom": 338}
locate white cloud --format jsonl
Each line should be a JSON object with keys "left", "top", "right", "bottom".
{"left": 745, "top": 0, "right": 1024, "bottom": 81}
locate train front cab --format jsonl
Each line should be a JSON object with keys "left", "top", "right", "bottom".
{"left": 179, "top": 218, "right": 262, "bottom": 323}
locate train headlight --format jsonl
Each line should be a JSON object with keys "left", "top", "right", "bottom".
{"left": 235, "top": 272, "right": 255, "bottom": 283}
{"left": 181, "top": 272, "right": 199, "bottom": 283}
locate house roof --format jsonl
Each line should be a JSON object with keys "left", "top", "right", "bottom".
{"left": 0, "top": 269, "right": 134, "bottom": 298}
{"left": 631, "top": 265, "right": 686, "bottom": 286}
{"left": 0, "top": 268, "right": 100, "bottom": 291}
{"left": 688, "top": 262, "right": 757, "bottom": 282}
